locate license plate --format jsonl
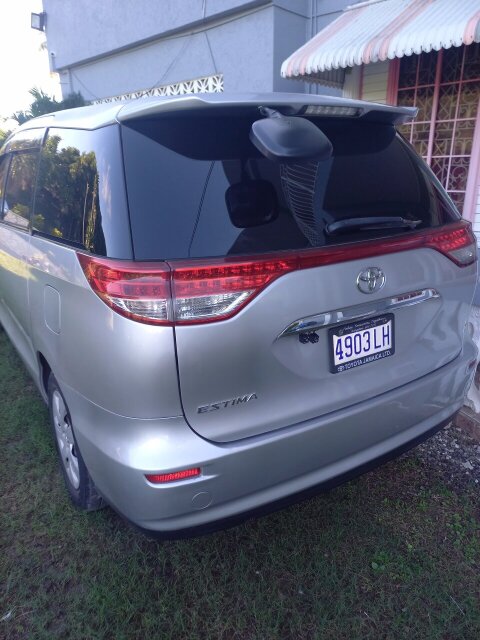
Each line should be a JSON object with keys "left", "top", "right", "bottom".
{"left": 328, "top": 314, "right": 394, "bottom": 374}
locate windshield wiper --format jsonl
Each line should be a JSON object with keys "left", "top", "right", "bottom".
{"left": 326, "top": 216, "right": 422, "bottom": 235}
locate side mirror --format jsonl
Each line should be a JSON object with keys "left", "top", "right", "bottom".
{"left": 250, "top": 109, "right": 333, "bottom": 163}
{"left": 225, "top": 180, "right": 278, "bottom": 228}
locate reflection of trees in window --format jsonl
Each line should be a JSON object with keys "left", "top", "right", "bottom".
{"left": 0, "top": 156, "right": 9, "bottom": 218}
{"left": 3, "top": 152, "right": 38, "bottom": 228}
{"left": 34, "top": 135, "right": 106, "bottom": 254}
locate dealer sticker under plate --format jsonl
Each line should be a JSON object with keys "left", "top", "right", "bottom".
{"left": 328, "top": 314, "right": 394, "bottom": 374}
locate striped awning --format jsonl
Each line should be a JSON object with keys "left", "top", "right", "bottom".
{"left": 281, "top": 0, "right": 480, "bottom": 79}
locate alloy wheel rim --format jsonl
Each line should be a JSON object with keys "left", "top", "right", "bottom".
{"left": 52, "top": 390, "right": 80, "bottom": 490}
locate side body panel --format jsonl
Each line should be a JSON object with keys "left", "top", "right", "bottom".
{"left": 0, "top": 225, "right": 38, "bottom": 379}
{"left": 28, "top": 236, "right": 183, "bottom": 418}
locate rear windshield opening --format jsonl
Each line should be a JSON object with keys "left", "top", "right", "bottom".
{"left": 121, "top": 113, "right": 460, "bottom": 261}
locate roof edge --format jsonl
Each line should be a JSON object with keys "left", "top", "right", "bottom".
{"left": 10, "top": 93, "right": 416, "bottom": 133}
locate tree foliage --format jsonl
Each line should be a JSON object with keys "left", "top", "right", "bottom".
{"left": 34, "top": 135, "right": 105, "bottom": 254}
{"left": 12, "top": 88, "right": 88, "bottom": 125}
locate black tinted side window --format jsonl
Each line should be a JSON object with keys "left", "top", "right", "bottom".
{"left": 34, "top": 126, "right": 132, "bottom": 258}
{"left": 2, "top": 152, "right": 39, "bottom": 230}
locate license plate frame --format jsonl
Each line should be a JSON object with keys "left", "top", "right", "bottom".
{"left": 328, "top": 313, "right": 395, "bottom": 374}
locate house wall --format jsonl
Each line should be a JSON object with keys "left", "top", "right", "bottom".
{"left": 359, "top": 61, "right": 389, "bottom": 103}
{"left": 313, "top": 0, "right": 361, "bottom": 33}
{"left": 42, "top": 0, "right": 314, "bottom": 100}
{"left": 42, "top": 0, "right": 367, "bottom": 101}
{"left": 472, "top": 187, "right": 480, "bottom": 239}
{"left": 272, "top": 3, "right": 310, "bottom": 93}
{"left": 343, "top": 66, "right": 362, "bottom": 99}
{"left": 466, "top": 105, "right": 480, "bottom": 238}
{"left": 43, "top": 0, "right": 272, "bottom": 71}
{"left": 59, "top": 7, "right": 277, "bottom": 100}
{"left": 301, "top": 0, "right": 364, "bottom": 97}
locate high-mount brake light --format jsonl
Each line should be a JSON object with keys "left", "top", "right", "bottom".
{"left": 304, "top": 105, "right": 361, "bottom": 117}
{"left": 78, "top": 221, "right": 476, "bottom": 326}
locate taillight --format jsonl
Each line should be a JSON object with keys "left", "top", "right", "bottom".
{"left": 170, "top": 256, "right": 297, "bottom": 324}
{"left": 423, "top": 225, "right": 477, "bottom": 266}
{"left": 77, "top": 254, "right": 172, "bottom": 324}
{"left": 78, "top": 221, "right": 476, "bottom": 326}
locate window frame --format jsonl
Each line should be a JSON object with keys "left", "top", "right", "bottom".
{"left": 0, "top": 152, "right": 11, "bottom": 220}
{"left": 4, "top": 128, "right": 45, "bottom": 154}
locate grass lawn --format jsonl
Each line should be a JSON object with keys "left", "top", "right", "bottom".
{"left": 0, "top": 331, "right": 479, "bottom": 640}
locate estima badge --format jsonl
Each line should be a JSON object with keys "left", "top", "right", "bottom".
{"left": 197, "top": 393, "right": 258, "bottom": 413}
{"left": 356, "top": 267, "right": 386, "bottom": 294}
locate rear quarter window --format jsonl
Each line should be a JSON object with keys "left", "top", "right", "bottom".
{"left": 34, "top": 126, "right": 132, "bottom": 258}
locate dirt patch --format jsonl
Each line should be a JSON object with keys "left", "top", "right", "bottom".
{"left": 405, "top": 421, "right": 480, "bottom": 492}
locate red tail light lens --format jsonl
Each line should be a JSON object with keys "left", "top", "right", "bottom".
{"left": 423, "top": 225, "right": 477, "bottom": 266}
{"left": 171, "top": 256, "right": 297, "bottom": 324}
{"left": 78, "top": 221, "right": 476, "bottom": 325}
{"left": 77, "top": 254, "right": 172, "bottom": 324}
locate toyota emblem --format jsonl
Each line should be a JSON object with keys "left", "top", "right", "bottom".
{"left": 356, "top": 267, "right": 386, "bottom": 294}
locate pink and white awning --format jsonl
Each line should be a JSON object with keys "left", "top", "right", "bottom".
{"left": 281, "top": 0, "right": 480, "bottom": 79}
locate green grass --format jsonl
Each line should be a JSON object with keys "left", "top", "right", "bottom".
{"left": 0, "top": 331, "right": 479, "bottom": 640}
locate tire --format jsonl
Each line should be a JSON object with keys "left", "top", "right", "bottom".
{"left": 48, "top": 374, "right": 104, "bottom": 511}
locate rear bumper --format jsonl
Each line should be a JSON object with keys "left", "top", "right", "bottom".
{"left": 62, "top": 338, "right": 477, "bottom": 536}
{"left": 139, "top": 413, "right": 455, "bottom": 538}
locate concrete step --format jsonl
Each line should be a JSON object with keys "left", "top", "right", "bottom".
{"left": 454, "top": 407, "right": 480, "bottom": 443}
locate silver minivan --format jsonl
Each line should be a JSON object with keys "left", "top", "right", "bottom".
{"left": 0, "top": 94, "right": 477, "bottom": 536}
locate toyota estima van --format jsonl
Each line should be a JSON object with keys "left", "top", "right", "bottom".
{"left": 0, "top": 93, "right": 477, "bottom": 536}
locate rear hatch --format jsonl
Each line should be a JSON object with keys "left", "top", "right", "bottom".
{"left": 121, "top": 105, "right": 477, "bottom": 443}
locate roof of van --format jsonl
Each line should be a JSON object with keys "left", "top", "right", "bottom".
{"left": 12, "top": 92, "right": 416, "bottom": 133}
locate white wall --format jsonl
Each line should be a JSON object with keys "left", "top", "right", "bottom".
{"left": 43, "top": 0, "right": 272, "bottom": 71}
{"left": 44, "top": 0, "right": 311, "bottom": 100}
{"left": 472, "top": 187, "right": 480, "bottom": 245}
{"left": 55, "top": 6, "right": 277, "bottom": 100}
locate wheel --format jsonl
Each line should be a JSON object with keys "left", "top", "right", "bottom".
{"left": 48, "top": 374, "right": 104, "bottom": 511}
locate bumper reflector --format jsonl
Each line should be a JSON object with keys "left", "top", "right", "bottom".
{"left": 145, "top": 467, "right": 201, "bottom": 484}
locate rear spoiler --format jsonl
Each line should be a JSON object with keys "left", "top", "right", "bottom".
{"left": 116, "top": 94, "right": 418, "bottom": 126}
